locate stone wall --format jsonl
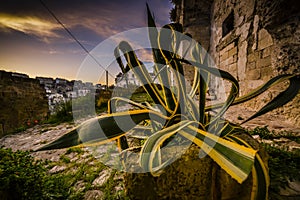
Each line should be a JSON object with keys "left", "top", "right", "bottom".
{"left": 174, "top": 0, "right": 300, "bottom": 126}
{"left": 0, "top": 70, "right": 49, "bottom": 136}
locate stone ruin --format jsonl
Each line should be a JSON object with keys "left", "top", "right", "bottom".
{"left": 0, "top": 70, "right": 48, "bottom": 136}
{"left": 172, "top": 0, "right": 300, "bottom": 126}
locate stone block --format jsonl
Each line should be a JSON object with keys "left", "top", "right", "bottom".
{"left": 237, "top": 41, "right": 248, "bottom": 81}
{"left": 247, "top": 80, "right": 264, "bottom": 90}
{"left": 220, "top": 59, "right": 229, "bottom": 68}
{"left": 247, "top": 61, "right": 256, "bottom": 70}
{"left": 251, "top": 15, "right": 259, "bottom": 51}
{"left": 247, "top": 52, "right": 259, "bottom": 63}
{"left": 247, "top": 69, "right": 261, "bottom": 80}
{"left": 262, "top": 47, "right": 271, "bottom": 58}
{"left": 228, "top": 63, "right": 237, "bottom": 72}
{"left": 240, "top": 22, "right": 251, "bottom": 41}
{"left": 260, "top": 67, "right": 274, "bottom": 79}
{"left": 227, "top": 55, "right": 237, "bottom": 64}
{"left": 224, "top": 42, "right": 235, "bottom": 52}
{"left": 258, "top": 38, "right": 273, "bottom": 50}
{"left": 228, "top": 46, "right": 237, "bottom": 57}
{"left": 220, "top": 51, "right": 229, "bottom": 62}
{"left": 258, "top": 29, "right": 270, "bottom": 40}
{"left": 258, "top": 29, "right": 273, "bottom": 50}
{"left": 257, "top": 56, "right": 272, "bottom": 68}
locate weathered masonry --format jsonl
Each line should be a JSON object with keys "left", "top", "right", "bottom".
{"left": 0, "top": 70, "right": 48, "bottom": 136}
{"left": 172, "top": 0, "right": 300, "bottom": 125}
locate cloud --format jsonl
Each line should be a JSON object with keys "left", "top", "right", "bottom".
{"left": 0, "top": 13, "right": 61, "bottom": 40}
{"left": 0, "top": 0, "right": 172, "bottom": 46}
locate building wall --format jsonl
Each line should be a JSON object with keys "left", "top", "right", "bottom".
{"left": 174, "top": 0, "right": 300, "bottom": 125}
{"left": 0, "top": 70, "right": 49, "bottom": 136}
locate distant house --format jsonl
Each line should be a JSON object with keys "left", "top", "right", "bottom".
{"left": 12, "top": 72, "right": 29, "bottom": 79}
{"left": 55, "top": 78, "right": 67, "bottom": 85}
{"left": 36, "top": 77, "right": 54, "bottom": 90}
{"left": 84, "top": 82, "right": 93, "bottom": 88}
{"left": 66, "top": 91, "right": 77, "bottom": 99}
{"left": 115, "top": 70, "right": 142, "bottom": 88}
{"left": 77, "top": 89, "right": 90, "bottom": 97}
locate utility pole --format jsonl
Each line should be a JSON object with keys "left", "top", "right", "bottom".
{"left": 106, "top": 70, "right": 108, "bottom": 91}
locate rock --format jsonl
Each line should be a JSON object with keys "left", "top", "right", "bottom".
{"left": 252, "top": 135, "right": 260, "bottom": 140}
{"left": 279, "top": 180, "right": 300, "bottom": 197}
{"left": 286, "top": 141, "right": 300, "bottom": 151}
{"left": 49, "top": 165, "right": 66, "bottom": 174}
{"left": 84, "top": 190, "right": 104, "bottom": 200}
{"left": 73, "top": 180, "right": 86, "bottom": 193}
{"left": 92, "top": 168, "right": 112, "bottom": 187}
{"left": 261, "top": 139, "right": 273, "bottom": 144}
{"left": 288, "top": 181, "right": 300, "bottom": 194}
{"left": 273, "top": 138, "right": 291, "bottom": 143}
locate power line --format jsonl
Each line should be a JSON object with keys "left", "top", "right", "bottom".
{"left": 39, "top": 0, "right": 115, "bottom": 79}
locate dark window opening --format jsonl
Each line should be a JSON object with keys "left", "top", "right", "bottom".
{"left": 222, "top": 11, "right": 234, "bottom": 37}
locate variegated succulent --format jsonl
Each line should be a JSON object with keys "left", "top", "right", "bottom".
{"left": 38, "top": 5, "right": 300, "bottom": 200}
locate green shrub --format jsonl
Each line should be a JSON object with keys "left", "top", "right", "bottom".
{"left": 0, "top": 148, "right": 69, "bottom": 200}
{"left": 46, "top": 100, "right": 73, "bottom": 124}
{"left": 249, "top": 126, "right": 273, "bottom": 139}
{"left": 264, "top": 144, "right": 300, "bottom": 197}
{"left": 249, "top": 126, "right": 300, "bottom": 142}
{"left": 46, "top": 94, "right": 108, "bottom": 124}
{"left": 66, "top": 147, "right": 84, "bottom": 155}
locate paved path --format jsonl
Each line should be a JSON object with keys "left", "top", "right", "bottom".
{"left": 224, "top": 105, "right": 300, "bottom": 134}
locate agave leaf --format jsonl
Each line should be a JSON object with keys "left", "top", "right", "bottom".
{"left": 36, "top": 110, "right": 167, "bottom": 151}
{"left": 140, "top": 120, "right": 195, "bottom": 174}
{"left": 204, "top": 68, "right": 239, "bottom": 127}
{"left": 251, "top": 155, "right": 269, "bottom": 200}
{"left": 226, "top": 135, "right": 269, "bottom": 200}
{"left": 198, "top": 53, "right": 210, "bottom": 124}
{"left": 179, "top": 125, "right": 257, "bottom": 183}
{"left": 108, "top": 96, "right": 148, "bottom": 113}
{"left": 140, "top": 119, "right": 256, "bottom": 183}
{"left": 181, "top": 59, "right": 240, "bottom": 126}
{"left": 147, "top": 4, "right": 177, "bottom": 112}
{"left": 186, "top": 95, "right": 200, "bottom": 121}
{"left": 189, "top": 66, "right": 200, "bottom": 97}
{"left": 157, "top": 23, "right": 188, "bottom": 115}
{"left": 242, "top": 75, "right": 300, "bottom": 124}
{"left": 209, "top": 120, "right": 244, "bottom": 137}
{"left": 206, "top": 74, "right": 295, "bottom": 111}
{"left": 115, "top": 41, "right": 176, "bottom": 115}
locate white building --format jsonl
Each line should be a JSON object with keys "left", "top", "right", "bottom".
{"left": 48, "top": 93, "right": 65, "bottom": 113}
{"left": 66, "top": 91, "right": 77, "bottom": 99}
{"left": 77, "top": 89, "right": 91, "bottom": 97}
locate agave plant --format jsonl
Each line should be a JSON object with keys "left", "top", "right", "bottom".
{"left": 37, "top": 5, "right": 300, "bottom": 200}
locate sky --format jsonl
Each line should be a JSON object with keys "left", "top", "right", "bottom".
{"left": 0, "top": 0, "right": 173, "bottom": 84}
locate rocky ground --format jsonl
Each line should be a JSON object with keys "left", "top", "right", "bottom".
{"left": 0, "top": 105, "right": 300, "bottom": 199}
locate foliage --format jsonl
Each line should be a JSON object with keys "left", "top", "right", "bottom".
{"left": 13, "top": 126, "right": 27, "bottom": 133}
{"left": 38, "top": 4, "right": 300, "bottom": 200}
{"left": 249, "top": 126, "right": 300, "bottom": 143}
{"left": 46, "top": 100, "right": 73, "bottom": 124}
{"left": 46, "top": 94, "right": 108, "bottom": 124}
{"left": 247, "top": 126, "right": 300, "bottom": 198}
{"left": 264, "top": 144, "right": 300, "bottom": 198}
{"left": 0, "top": 148, "right": 69, "bottom": 200}
{"left": 66, "top": 147, "right": 84, "bottom": 155}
